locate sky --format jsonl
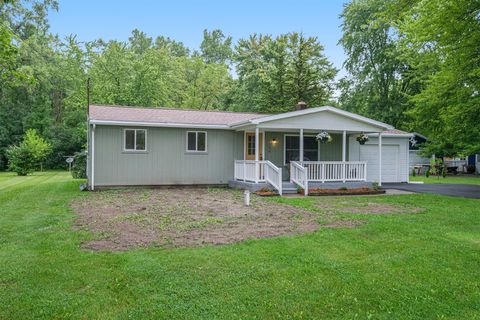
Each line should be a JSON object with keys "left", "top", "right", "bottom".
{"left": 49, "top": 0, "right": 349, "bottom": 77}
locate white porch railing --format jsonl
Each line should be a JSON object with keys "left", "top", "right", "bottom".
{"left": 293, "top": 161, "right": 367, "bottom": 183}
{"left": 290, "top": 161, "right": 309, "bottom": 195}
{"left": 235, "top": 160, "right": 262, "bottom": 182}
{"left": 234, "top": 160, "right": 282, "bottom": 195}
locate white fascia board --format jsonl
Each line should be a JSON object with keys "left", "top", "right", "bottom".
{"left": 248, "top": 106, "right": 394, "bottom": 130}
{"left": 89, "top": 119, "right": 230, "bottom": 129}
{"left": 367, "top": 132, "right": 414, "bottom": 138}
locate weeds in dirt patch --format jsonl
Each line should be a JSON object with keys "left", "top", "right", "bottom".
{"left": 73, "top": 188, "right": 420, "bottom": 251}
{"left": 182, "top": 217, "right": 225, "bottom": 231}
{"left": 71, "top": 188, "right": 328, "bottom": 250}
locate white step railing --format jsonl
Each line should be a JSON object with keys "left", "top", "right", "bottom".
{"left": 264, "top": 161, "right": 282, "bottom": 195}
{"left": 234, "top": 160, "right": 283, "bottom": 195}
{"left": 296, "top": 161, "right": 367, "bottom": 182}
{"left": 290, "top": 161, "right": 308, "bottom": 195}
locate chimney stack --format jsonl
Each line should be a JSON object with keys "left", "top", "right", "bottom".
{"left": 296, "top": 101, "right": 307, "bottom": 110}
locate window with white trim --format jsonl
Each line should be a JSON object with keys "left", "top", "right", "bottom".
{"left": 124, "top": 129, "right": 146, "bottom": 151}
{"left": 186, "top": 131, "right": 207, "bottom": 152}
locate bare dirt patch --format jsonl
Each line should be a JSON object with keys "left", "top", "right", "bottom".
{"left": 71, "top": 187, "right": 333, "bottom": 251}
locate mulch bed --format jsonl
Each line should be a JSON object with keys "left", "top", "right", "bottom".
{"left": 255, "top": 191, "right": 279, "bottom": 197}
{"left": 301, "top": 187, "right": 386, "bottom": 196}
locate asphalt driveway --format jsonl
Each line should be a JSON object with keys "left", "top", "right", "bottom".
{"left": 385, "top": 183, "right": 480, "bottom": 199}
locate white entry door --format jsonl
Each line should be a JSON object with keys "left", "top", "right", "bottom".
{"left": 360, "top": 145, "right": 400, "bottom": 182}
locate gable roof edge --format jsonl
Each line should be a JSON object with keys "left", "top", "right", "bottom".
{"left": 243, "top": 106, "right": 394, "bottom": 130}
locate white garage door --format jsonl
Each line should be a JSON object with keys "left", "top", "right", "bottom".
{"left": 360, "top": 145, "right": 400, "bottom": 182}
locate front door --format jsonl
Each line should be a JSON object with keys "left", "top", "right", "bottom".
{"left": 245, "top": 132, "right": 263, "bottom": 160}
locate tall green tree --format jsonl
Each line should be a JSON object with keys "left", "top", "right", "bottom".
{"left": 338, "top": 0, "right": 418, "bottom": 128}
{"left": 234, "top": 32, "right": 337, "bottom": 113}
{"left": 154, "top": 35, "right": 190, "bottom": 57}
{"left": 388, "top": 0, "right": 480, "bottom": 155}
{"left": 285, "top": 33, "right": 337, "bottom": 108}
{"left": 182, "top": 57, "right": 232, "bottom": 110}
{"left": 128, "top": 29, "right": 152, "bottom": 55}
{"left": 0, "top": 0, "right": 61, "bottom": 169}
{"left": 200, "top": 29, "right": 233, "bottom": 64}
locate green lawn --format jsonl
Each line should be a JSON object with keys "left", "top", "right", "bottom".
{"left": 1, "top": 171, "right": 479, "bottom": 319}
{"left": 410, "top": 175, "right": 480, "bottom": 185}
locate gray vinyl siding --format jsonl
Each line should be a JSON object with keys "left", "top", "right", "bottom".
{"left": 92, "top": 125, "right": 239, "bottom": 186}
{"left": 90, "top": 126, "right": 354, "bottom": 186}
{"left": 233, "top": 131, "right": 244, "bottom": 161}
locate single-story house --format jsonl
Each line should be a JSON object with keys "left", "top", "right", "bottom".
{"left": 87, "top": 104, "right": 412, "bottom": 195}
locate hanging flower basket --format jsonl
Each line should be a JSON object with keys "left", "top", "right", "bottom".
{"left": 356, "top": 133, "right": 369, "bottom": 145}
{"left": 315, "top": 131, "right": 332, "bottom": 144}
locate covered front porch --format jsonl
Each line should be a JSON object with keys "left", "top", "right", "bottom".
{"left": 229, "top": 106, "right": 392, "bottom": 195}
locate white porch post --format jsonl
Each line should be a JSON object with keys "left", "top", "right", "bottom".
{"left": 255, "top": 127, "right": 259, "bottom": 183}
{"left": 262, "top": 130, "right": 265, "bottom": 160}
{"left": 243, "top": 130, "right": 246, "bottom": 181}
{"left": 299, "top": 128, "right": 304, "bottom": 162}
{"left": 378, "top": 132, "right": 383, "bottom": 186}
{"left": 243, "top": 130, "right": 246, "bottom": 160}
{"left": 342, "top": 130, "right": 346, "bottom": 182}
{"left": 406, "top": 139, "right": 410, "bottom": 183}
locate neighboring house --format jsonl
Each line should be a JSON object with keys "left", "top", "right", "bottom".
{"left": 408, "top": 132, "right": 479, "bottom": 174}
{"left": 87, "top": 104, "right": 412, "bottom": 195}
{"left": 409, "top": 132, "right": 431, "bottom": 171}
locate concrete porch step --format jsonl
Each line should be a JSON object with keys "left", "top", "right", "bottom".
{"left": 282, "top": 182, "right": 299, "bottom": 194}
{"left": 282, "top": 188, "right": 298, "bottom": 194}
{"left": 282, "top": 182, "right": 297, "bottom": 188}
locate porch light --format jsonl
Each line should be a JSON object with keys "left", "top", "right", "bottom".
{"left": 271, "top": 138, "right": 277, "bottom": 145}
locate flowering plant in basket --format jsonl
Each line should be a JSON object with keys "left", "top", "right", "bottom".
{"left": 356, "top": 134, "right": 369, "bottom": 145}
{"left": 315, "top": 131, "right": 332, "bottom": 144}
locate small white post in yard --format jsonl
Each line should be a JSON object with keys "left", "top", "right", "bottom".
{"left": 244, "top": 189, "right": 250, "bottom": 206}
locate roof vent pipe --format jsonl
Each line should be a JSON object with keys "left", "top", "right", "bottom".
{"left": 296, "top": 101, "right": 307, "bottom": 110}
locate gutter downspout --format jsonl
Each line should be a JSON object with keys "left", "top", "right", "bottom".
{"left": 91, "top": 124, "right": 95, "bottom": 191}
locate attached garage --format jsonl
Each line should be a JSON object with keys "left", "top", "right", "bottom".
{"left": 360, "top": 144, "right": 400, "bottom": 182}
{"left": 349, "top": 130, "right": 411, "bottom": 183}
